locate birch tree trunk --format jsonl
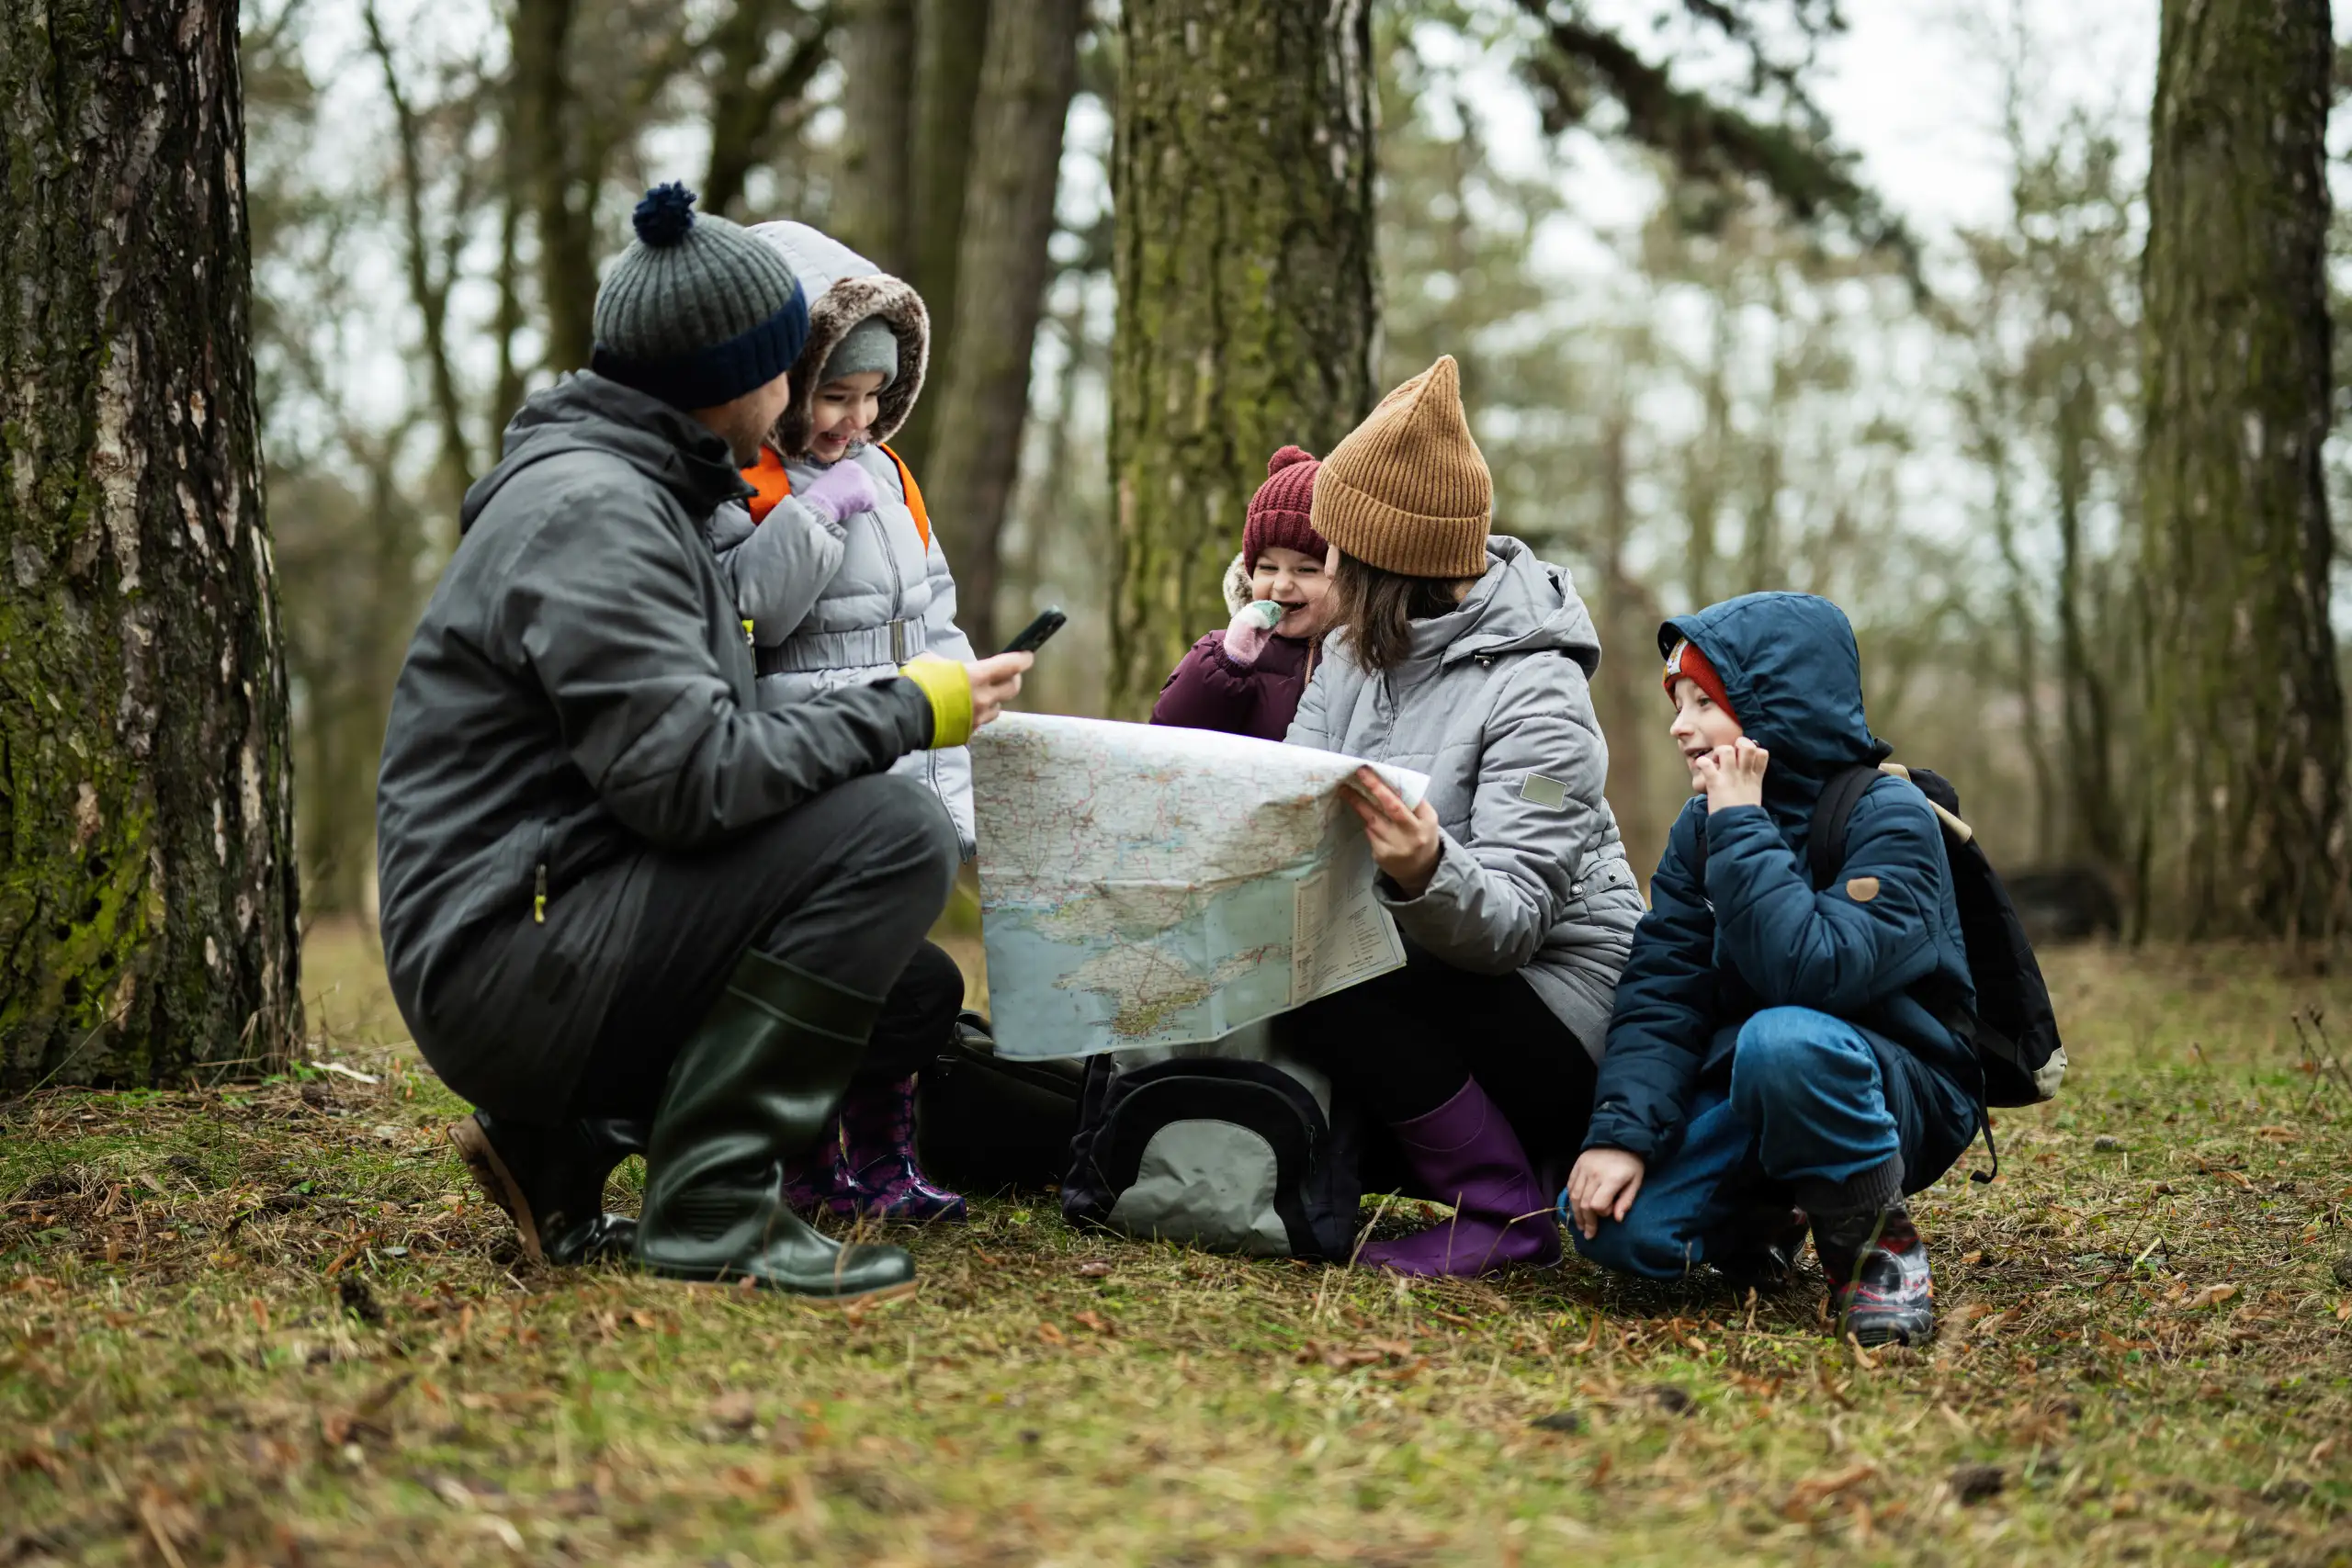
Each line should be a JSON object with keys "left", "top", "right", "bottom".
{"left": 0, "top": 0, "right": 302, "bottom": 1087}
{"left": 1107, "top": 0, "right": 1378, "bottom": 716}
{"left": 2138, "top": 0, "right": 2343, "bottom": 939}
{"left": 922, "top": 0, "right": 1082, "bottom": 653}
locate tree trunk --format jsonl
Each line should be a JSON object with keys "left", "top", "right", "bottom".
{"left": 365, "top": 2, "right": 475, "bottom": 507}
{"left": 700, "top": 0, "right": 832, "bottom": 220}
{"left": 831, "top": 0, "right": 917, "bottom": 276}
{"left": 2139, "top": 0, "right": 2343, "bottom": 939}
{"left": 922, "top": 0, "right": 1082, "bottom": 653}
{"left": 1108, "top": 0, "right": 1377, "bottom": 716}
{"left": 1590, "top": 413, "right": 1666, "bottom": 884}
{"left": 0, "top": 0, "right": 302, "bottom": 1087}
{"left": 1681, "top": 307, "right": 1731, "bottom": 607}
{"left": 514, "top": 0, "right": 598, "bottom": 374}
{"left": 2053, "top": 366, "right": 2122, "bottom": 876}
{"left": 890, "top": 0, "right": 995, "bottom": 476}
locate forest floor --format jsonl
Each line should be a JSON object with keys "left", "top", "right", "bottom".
{"left": 3, "top": 928, "right": 2349, "bottom": 1567}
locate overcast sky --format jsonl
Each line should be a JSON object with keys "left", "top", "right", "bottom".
{"left": 1823, "top": 0, "right": 2158, "bottom": 240}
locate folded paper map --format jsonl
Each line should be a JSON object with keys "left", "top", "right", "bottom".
{"left": 970, "top": 714, "right": 1430, "bottom": 1060}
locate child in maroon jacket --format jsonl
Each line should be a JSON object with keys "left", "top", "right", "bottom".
{"left": 1149, "top": 446, "right": 1336, "bottom": 741}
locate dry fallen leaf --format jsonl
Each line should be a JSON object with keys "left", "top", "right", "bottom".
{"left": 1036, "top": 1323, "right": 1067, "bottom": 1345}
{"left": 1072, "top": 1310, "right": 1114, "bottom": 1336}
{"left": 2178, "top": 1283, "right": 2239, "bottom": 1312}
{"left": 1782, "top": 1462, "right": 1877, "bottom": 1517}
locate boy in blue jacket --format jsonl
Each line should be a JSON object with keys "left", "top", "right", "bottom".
{"left": 1563, "top": 593, "right": 1980, "bottom": 1345}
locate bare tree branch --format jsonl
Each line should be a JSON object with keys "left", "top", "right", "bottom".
{"left": 702, "top": 0, "right": 836, "bottom": 217}
{"left": 1511, "top": 0, "right": 1916, "bottom": 280}
{"left": 361, "top": 0, "right": 476, "bottom": 501}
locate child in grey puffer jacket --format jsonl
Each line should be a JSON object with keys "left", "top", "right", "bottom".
{"left": 708, "top": 220, "right": 978, "bottom": 858}
{"left": 706, "top": 220, "right": 979, "bottom": 1226}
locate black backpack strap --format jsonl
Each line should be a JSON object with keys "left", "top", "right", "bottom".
{"left": 1806, "top": 765, "right": 1882, "bottom": 890}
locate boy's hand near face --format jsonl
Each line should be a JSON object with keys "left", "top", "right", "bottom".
{"left": 1566, "top": 1147, "right": 1645, "bottom": 1239}
{"left": 1692, "top": 737, "right": 1770, "bottom": 814}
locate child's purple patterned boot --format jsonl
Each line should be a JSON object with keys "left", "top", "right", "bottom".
{"left": 837, "top": 1075, "right": 968, "bottom": 1223}
{"left": 780, "top": 1111, "right": 848, "bottom": 1216}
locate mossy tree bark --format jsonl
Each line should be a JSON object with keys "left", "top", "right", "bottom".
{"left": 0, "top": 0, "right": 301, "bottom": 1086}
{"left": 2138, "top": 0, "right": 2344, "bottom": 939}
{"left": 923, "top": 0, "right": 1082, "bottom": 653}
{"left": 1108, "top": 0, "right": 1377, "bottom": 717}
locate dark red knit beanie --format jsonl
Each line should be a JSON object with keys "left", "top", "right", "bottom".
{"left": 1663, "top": 637, "right": 1736, "bottom": 720}
{"left": 1244, "top": 446, "right": 1329, "bottom": 570}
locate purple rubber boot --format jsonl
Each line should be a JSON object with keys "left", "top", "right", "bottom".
{"left": 836, "top": 1074, "right": 968, "bottom": 1223}
{"left": 780, "top": 1111, "right": 847, "bottom": 1215}
{"left": 1359, "top": 1077, "right": 1560, "bottom": 1277}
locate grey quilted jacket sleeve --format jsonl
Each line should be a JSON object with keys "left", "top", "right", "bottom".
{"left": 708, "top": 493, "right": 847, "bottom": 648}
{"left": 1374, "top": 660, "right": 1613, "bottom": 975}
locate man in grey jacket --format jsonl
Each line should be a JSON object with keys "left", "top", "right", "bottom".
{"left": 376, "top": 186, "right": 1027, "bottom": 1301}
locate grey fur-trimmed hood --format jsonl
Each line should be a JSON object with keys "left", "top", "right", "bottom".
{"left": 745, "top": 220, "right": 929, "bottom": 457}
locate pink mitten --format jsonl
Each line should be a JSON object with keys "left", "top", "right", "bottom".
{"left": 1223, "top": 600, "right": 1284, "bottom": 666}
{"left": 797, "top": 459, "right": 880, "bottom": 525}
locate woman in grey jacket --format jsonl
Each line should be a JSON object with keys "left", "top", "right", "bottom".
{"left": 1283, "top": 356, "right": 1644, "bottom": 1277}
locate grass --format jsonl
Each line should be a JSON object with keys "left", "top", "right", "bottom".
{"left": 4, "top": 927, "right": 2349, "bottom": 1566}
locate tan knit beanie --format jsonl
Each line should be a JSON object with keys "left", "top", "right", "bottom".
{"left": 1310, "top": 355, "right": 1492, "bottom": 578}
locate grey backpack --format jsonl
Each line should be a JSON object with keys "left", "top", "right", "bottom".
{"left": 1059, "top": 1023, "right": 1364, "bottom": 1260}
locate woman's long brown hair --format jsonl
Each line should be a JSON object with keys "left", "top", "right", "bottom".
{"left": 1327, "top": 552, "right": 1476, "bottom": 672}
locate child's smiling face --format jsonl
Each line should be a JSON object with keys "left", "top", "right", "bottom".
{"left": 808, "top": 370, "right": 887, "bottom": 463}
{"left": 1250, "top": 546, "right": 1338, "bottom": 638}
{"left": 1668, "top": 678, "right": 1743, "bottom": 791}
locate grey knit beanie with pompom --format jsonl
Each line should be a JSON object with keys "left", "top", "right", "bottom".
{"left": 591, "top": 183, "right": 808, "bottom": 410}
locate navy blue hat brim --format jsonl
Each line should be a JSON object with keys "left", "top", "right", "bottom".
{"left": 591, "top": 277, "right": 808, "bottom": 411}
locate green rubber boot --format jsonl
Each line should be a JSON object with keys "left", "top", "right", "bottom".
{"left": 636, "top": 951, "right": 916, "bottom": 1302}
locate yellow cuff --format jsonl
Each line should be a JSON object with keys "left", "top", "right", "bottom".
{"left": 899, "top": 657, "right": 974, "bottom": 749}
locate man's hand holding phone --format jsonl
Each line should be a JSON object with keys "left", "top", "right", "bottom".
{"left": 964, "top": 652, "right": 1032, "bottom": 728}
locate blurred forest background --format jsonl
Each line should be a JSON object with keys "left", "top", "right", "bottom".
{"left": 238, "top": 0, "right": 2338, "bottom": 940}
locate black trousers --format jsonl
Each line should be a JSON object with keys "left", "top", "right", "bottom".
{"left": 1280, "top": 947, "right": 1598, "bottom": 1177}
{"left": 860, "top": 940, "right": 969, "bottom": 1083}
{"left": 563, "top": 773, "right": 960, "bottom": 1119}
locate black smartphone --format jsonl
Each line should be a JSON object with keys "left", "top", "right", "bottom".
{"left": 1000, "top": 607, "right": 1067, "bottom": 656}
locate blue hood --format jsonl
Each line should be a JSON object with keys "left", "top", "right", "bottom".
{"left": 1660, "top": 592, "right": 1890, "bottom": 833}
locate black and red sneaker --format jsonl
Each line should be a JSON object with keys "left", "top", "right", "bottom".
{"left": 1814, "top": 1205, "right": 1935, "bottom": 1346}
